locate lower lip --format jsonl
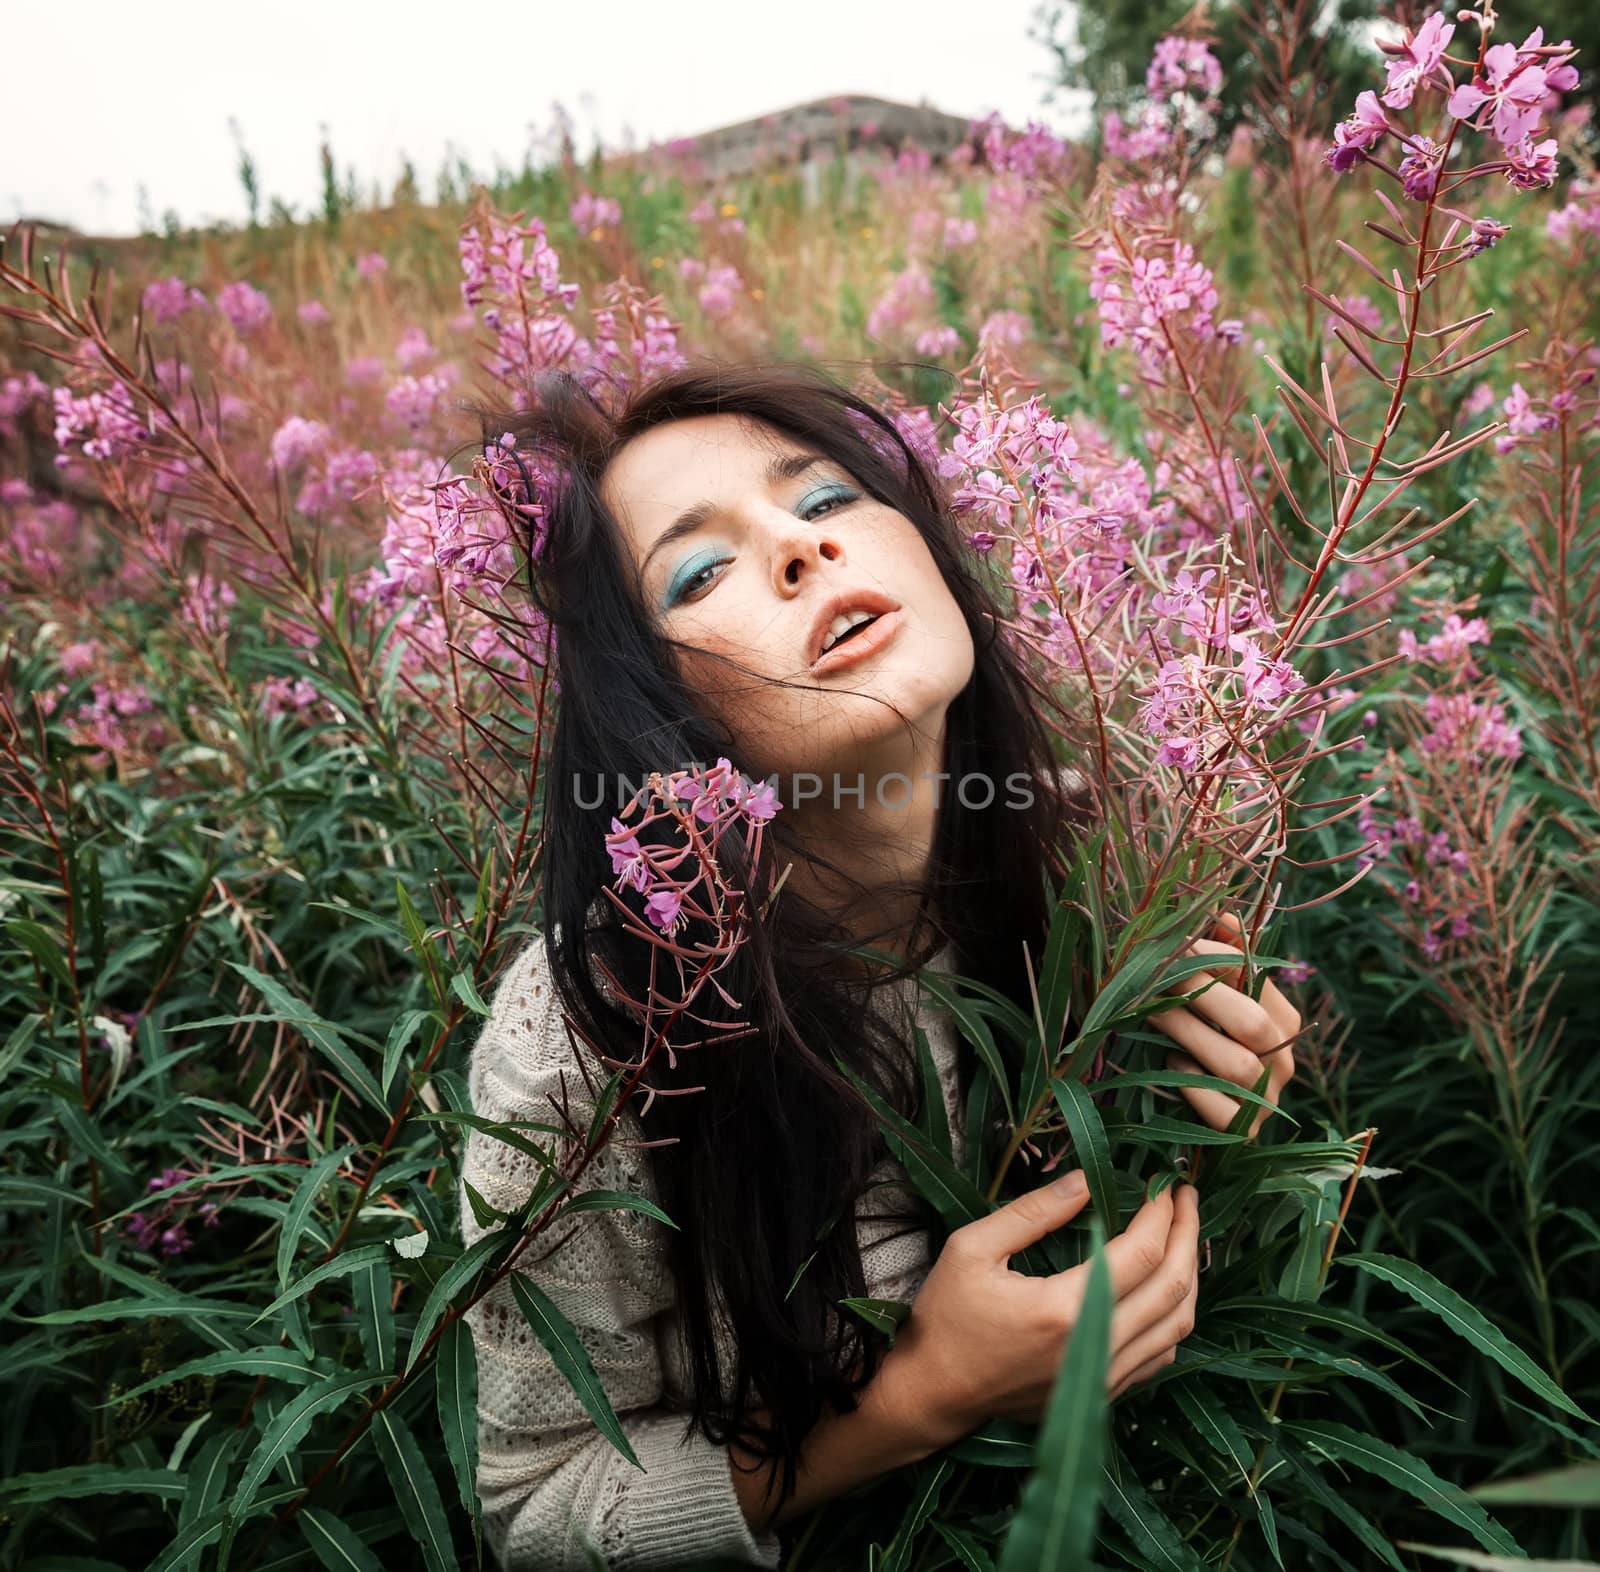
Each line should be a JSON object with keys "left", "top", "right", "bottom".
{"left": 810, "top": 609, "right": 904, "bottom": 676}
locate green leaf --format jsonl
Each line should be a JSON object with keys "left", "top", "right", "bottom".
{"left": 1343, "top": 1253, "right": 1589, "bottom": 1422}
{"left": 277, "top": 1143, "right": 356, "bottom": 1291}
{"left": 999, "top": 1244, "right": 1112, "bottom": 1572}
{"left": 1280, "top": 1446, "right": 1407, "bottom": 1571}
{"left": 371, "top": 1408, "right": 456, "bottom": 1572}
{"left": 450, "top": 970, "right": 492, "bottom": 1016}
{"left": 405, "top": 1233, "right": 501, "bottom": 1375}
{"left": 226, "top": 962, "right": 388, "bottom": 1111}
{"left": 1281, "top": 1421, "right": 1522, "bottom": 1557}
{"left": 352, "top": 1254, "right": 394, "bottom": 1374}
{"left": 437, "top": 1317, "right": 481, "bottom": 1521}
{"left": 916, "top": 971, "right": 1015, "bottom": 1124}
{"left": 174, "top": 1430, "right": 241, "bottom": 1572}
{"left": 0, "top": 1466, "right": 188, "bottom": 1504}
{"left": 933, "top": 1521, "right": 1000, "bottom": 1572}
{"left": 382, "top": 1008, "right": 435, "bottom": 1099}
{"left": 508, "top": 1273, "right": 642, "bottom": 1470}
{"left": 6, "top": 919, "right": 75, "bottom": 991}
{"left": 839, "top": 1296, "right": 912, "bottom": 1339}
{"left": 557, "top": 1187, "right": 680, "bottom": 1230}
{"left": 96, "top": 1346, "right": 323, "bottom": 1408}
{"left": 946, "top": 1418, "right": 1037, "bottom": 1468}
{"left": 1471, "top": 1463, "right": 1600, "bottom": 1507}
{"left": 1171, "top": 1385, "right": 1255, "bottom": 1488}
{"left": 881, "top": 1458, "right": 955, "bottom": 1572}
{"left": 251, "top": 1242, "right": 391, "bottom": 1326}
{"left": 228, "top": 1370, "right": 388, "bottom": 1533}
{"left": 1100, "top": 1463, "right": 1208, "bottom": 1570}
{"left": 1050, "top": 1076, "right": 1119, "bottom": 1236}
{"left": 911, "top": 1024, "right": 953, "bottom": 1160}
{"left": 1400, "top": 1548, "right": 1600, "bottom": 1572}
{"left": 300, "top": 1508, "right": 386, "bottom": 1572}
{"left": 834, "top": 1057, "right": 988, "bottom": 1230}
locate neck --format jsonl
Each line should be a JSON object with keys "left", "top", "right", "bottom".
{"left": 777, "top": 721, "right": 947, "bottom": 965}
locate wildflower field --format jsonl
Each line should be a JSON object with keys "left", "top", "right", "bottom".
{"left": 3, "top": 3, "right": 1600, "bottom": 1568}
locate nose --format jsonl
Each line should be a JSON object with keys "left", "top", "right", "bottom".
{"left": 767, "top": 508, "right": 844, "bottom": 595}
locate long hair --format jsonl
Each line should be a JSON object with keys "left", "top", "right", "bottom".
{"left": 470, "top": 360, "right": 1079, "bottom": 1518}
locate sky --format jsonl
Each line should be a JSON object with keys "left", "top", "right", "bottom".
{"left": 5, "top": 0, "right": 1088, "bottom": 237}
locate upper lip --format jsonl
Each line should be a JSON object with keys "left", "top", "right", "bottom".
{"left": 806, "top": 588, "right": 901, "bottom": 667}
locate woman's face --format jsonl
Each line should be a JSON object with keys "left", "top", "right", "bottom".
{"left": 601, "top": 413, "right": 975, "bottom": 785}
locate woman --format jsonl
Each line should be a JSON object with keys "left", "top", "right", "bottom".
{"left": 457, "top": 362, "right": 1300, "bottom": 1570}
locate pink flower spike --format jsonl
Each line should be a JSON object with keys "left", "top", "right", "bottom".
{"left": 1503, "top": 135, "right": 1559, "bottom": 191}
{"left": 741, "top": 780, "right": 780, "bottom": 822}
{"left": 1327, "top": 91, "right": 1391, "bottom": 173}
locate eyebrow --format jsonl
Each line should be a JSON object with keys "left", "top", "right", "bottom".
{"left": 640, "top": 451, "right": 833, "bottom": 576}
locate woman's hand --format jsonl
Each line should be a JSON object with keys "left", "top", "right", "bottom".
{"left": 891, "top": 1170, "right": 1200, "bottom": 1442}
{"left": 1147, "top": 911, "right": 1300, "bottom": 1137}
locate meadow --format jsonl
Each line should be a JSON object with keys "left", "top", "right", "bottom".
{"left": 2, "top": 5, "right": 1600, "bottom": 1569}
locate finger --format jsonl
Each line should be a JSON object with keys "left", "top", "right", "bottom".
{"left": 1108, "top": 1305, "right": 1189, "bottom": 1393}
{"left": 1170, "top": 945, "right": 1285, "bottom": 1057}
{"left": 1110, "top": 1349, "right": 1175, "bottom": 1400}
{"left": 1089, "top": 1187, "right": 1177, "bottom": 1300}
{"left": 1148, "top": 1003, "right": 1268, "bottom": 1087}
{"left": 1257, "top": 974, "right": 1304, "bottom": 1039}
{"left": 1168, "top": 1050, "right": 1244, "bottom": 1132}
{"left": 1107, "top": 1185, "right": 1199, "bottom": 1342}
{"left": 972, "top": 1170, "right": 1092, "bottom": 1266}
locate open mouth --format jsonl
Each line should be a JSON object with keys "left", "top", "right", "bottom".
{"left": 820, "top": 611, "right": 882, "bottom": 655}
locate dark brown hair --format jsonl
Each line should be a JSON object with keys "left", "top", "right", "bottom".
{"left": 473, "top": 359, "right": 1078, "bottom": 1523}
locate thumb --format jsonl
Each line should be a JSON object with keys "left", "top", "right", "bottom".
{"left": 968, "top": 1170, "right": 1090, "bottom": 1264}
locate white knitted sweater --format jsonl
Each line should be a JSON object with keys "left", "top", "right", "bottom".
{"left": 457, "top": 934, "right": 966, "bottom": 1571}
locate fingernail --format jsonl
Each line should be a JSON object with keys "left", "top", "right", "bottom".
{"left": 1053, "top": 1170, "right": 1087, "bottom": 1195}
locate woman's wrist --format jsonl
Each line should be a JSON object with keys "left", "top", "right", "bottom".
{"left": 876, "top": 1329, "right": 981, "bottom": 1454}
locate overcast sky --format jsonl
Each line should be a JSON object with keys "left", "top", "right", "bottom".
{"left": 6, "top": 0, "right": 1087, "bottom": 237}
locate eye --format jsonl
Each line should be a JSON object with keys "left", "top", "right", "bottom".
{"left": 665, "top": 554, "right": 731, "bottom": 608}
{"left": 799, "top": 482, "right": 861, "bottom": 521}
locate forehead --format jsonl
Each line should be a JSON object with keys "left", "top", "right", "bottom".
{"left": 601, "top": 413, "right": 801, "bottom": 537}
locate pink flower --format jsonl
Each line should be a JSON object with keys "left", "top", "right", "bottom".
{"left": 607, "top": 818, "right": 652, "bottom": 893}
{"left": 644, "top": 887, "right": 684, "bottom": 932}
{"left": 217, "top": 281, "right": 274, "bottom": 335}
{"left": 356, "top": 252, "right": 389, "bottom": 280}
{"left": 1380, "top": 13, "right": 1455, "bottom": 110}
{"left": 1447, "top": 30, "right": 1554, "bottom": 147}
{"left": 1461, "top": 216, "right": 1510, "bottom": 257}
{"left": 297, "top": 300, "right": 331, "bottom": 327}
{"left": 270, "top": 416, "right": 330, "bottom": 472}
{"left": 142, "top": 277, "right": 208, "bottom": 323}
{"left": 1502, "top": 135, "right": 1558, "bottom": 190}
{"left": 1327, "top": 91, "right": 1390, "bottom": 173}
{"left": 1398, "top": 136, "right": 1445, "bottom": 200}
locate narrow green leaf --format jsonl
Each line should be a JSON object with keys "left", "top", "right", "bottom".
{"left": 1281, "top": 1421, "right": 1522, "bottom": 1557}
{"left": 450, "top": 970, "right": 492, "bottom": 1016}
{"left": 352, "top": 1255, "right": 395, "bottom": 1374}
{"left": 251, "top": 1242, "right": 391, "bottom": 1326}
{"left": 226, "top": 962, "right": 388, "bottom": 1111}
{"left": 1100, "top": 1463, "right": 1208, "bottom": 1570}
{"left": 405, "top": 1234, "right": 501, "bottom": 1375}
{"left": 508, "top": 1274, "right": 642, "bottom": 1470}
{"left": 0, "top": 1466, "right": 188, "bottom": 1504}
{"left": 437, "top": 1318, "right": 481, "bottom": 1521}
{"left": 933, "top": 1521, "right": 1000, "bottom": 1572}
{"left": 556, "top": 1186, "right": 679, "bottom": 1230}
{"left": 1471, "top": 1463, "right": 1600, "bottom": 1507}
{"left": 1343, "top": 1253, "right": 1589, "bottom": 1422}
{"left": 6, "top": 919, "right": 75, "bottom": 990}
{"left": 371, "top": 1408, "right": 456, "bottom": 1572}
{"left": 382, "top": 1008, "right": 435, "bottom": 1099}
{"left": 1171, "top": 1386, "right": 1255, "bottom": 1487}
{"left": 911, "top": 1024, "right": 953, "bottom": 1160}
{"left": 917, "top": 972, "right": 1016, "bottom": 1124}
{"left": 229, "top": 1369, "right": 388, "bottom": 1529}
{"left": 301, "top": 1508, "right": 386, "bottom": 1572}
{"left": 174, "top": 1429, "right": 241, "bottom": 1572}
{"left": 839, "top": 1296, "right": 912, "bottom": 1339}
{"left": 277, "top": 1144, "right": 356, "bottom": 1291}
{"left": 998, "top": 1244, "right": 1112, "bottom": 1572}
{"left": 882, "top": 1458, "right": 955, "bottom": 1572}
{"left": 97, "top": 1346, "right": 322, "bottom": 1408}
{"left": 1400, "top": 1547, "right": 1600, "bottom": 1571}
{"left": 1050, "top": 1076, "right": 1119, "bottom": 1235}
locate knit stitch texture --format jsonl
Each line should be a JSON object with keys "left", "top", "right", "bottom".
{"left": 458, "top": 934, "right": 965, "bottom": 1570}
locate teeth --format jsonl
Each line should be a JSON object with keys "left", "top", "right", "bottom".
{"left": 820, "top": 608, "right": 876, "bottom": 653}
